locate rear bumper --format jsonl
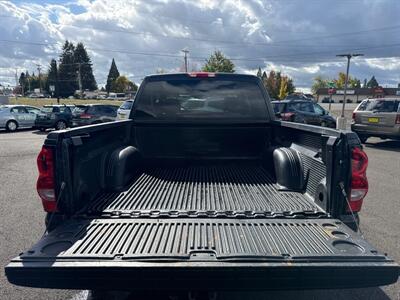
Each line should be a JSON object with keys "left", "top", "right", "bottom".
{"left": 6, "top": 260, "right": 399, "bottom": 291}
{"left": 34, "top": 120, "right": 55, "bottom": 128}
{"left": 351, "top": 123, "right": 400, "bottom": 138}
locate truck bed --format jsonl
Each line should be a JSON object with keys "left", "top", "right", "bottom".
{"left": 84, "top": 163, "right": 324, "bottom": 218}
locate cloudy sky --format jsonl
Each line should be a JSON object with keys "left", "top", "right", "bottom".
{"left": 1, "top": 0, "right": 400, "bottom": 91}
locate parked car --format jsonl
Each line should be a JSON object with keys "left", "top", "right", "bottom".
{"left": 351, "top": 98, "right": 400, "bottom": 143}
{"left": 272, "top": 100, "right": 336, "bottom": 127}
{"left": 117, "top": 99, "right": 134, "bottom": 120}
{"left": 34, "top": 105, "right": 74, "bottom": 131}
{"left": 321, "top": 97, "right": 334, "bottom": 103}
{"left": 6, "top": 73, "right": 399, "bottom": 294}
{"left": 284, "top": 93, "right": 312, "bottom": 101}
{"left": 72, "top": 104, "right": 119, "bottom": 127}
{"left": 0, "top": 105, "right": 41, "bottom": 131}
{"left": 339, "top": 99, "right": 353, "bottom": 103}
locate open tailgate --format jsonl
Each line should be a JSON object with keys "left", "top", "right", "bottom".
{"left": 6, "top": 218, "right": 399, "bottom": 290}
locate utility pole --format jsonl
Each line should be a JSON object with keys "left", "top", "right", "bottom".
{"left": 77, "top": 63, "right": 83, "bottom": 99}
{"left": 27, "top": 70, "right": 31, "bottom": 93}
{"left": 36, "top": 64, "right": 42, "bottom": 93}
{"left": 15, "top": 68, "right": 18, "bottom": 102}
{"left": 181, "top": 48, "right": 189, "bottom": 72}
{"left": 335, "top": 53, "right": 364, "bottom": 130}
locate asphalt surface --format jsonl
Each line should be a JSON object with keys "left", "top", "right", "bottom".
{"left": 0, "top": 125, "right": 399, "bottom": 300}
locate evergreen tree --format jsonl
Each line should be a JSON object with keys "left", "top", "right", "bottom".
{"left": 261, "top": 71, "right": 267, "bottom": 81}
{"left": 46, "top": 59, "right": 58, "bottom": 98}
{"left": 18, "top": 72, "right": 26, "bottom": 96}
{"left": 265, "top": 71, "right": 277, "bottom": 98}
{"left": 286, "top": 78, "right": 295, "bottom": 94}
{"left": 202, "top": 51, "right": 235, "bottom": 73}
{"left": 363, "top": 78, "right": 367, "bottom": 88}
{"left": 367, "top": 76, "right": 379, "bottom": 88}
{"left": 256, "top": 67, "right": 262, "bottom": 78}
{"left": 74, "top": 42, "right": 97, "bottom": 91}
{"left": 58, "top": 40, "right": 78, "bottom": 97}
{"left": 106, "top": 58, "right": 120, "bottom": 93}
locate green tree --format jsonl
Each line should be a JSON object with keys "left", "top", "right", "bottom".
{"left": 278, "top": 77, "right": 288, "bottom": 100}
{"left": 334, "top": 72, "right": 346, "bottom": 89}
{"left": 367, "top": 76, "right": 379, "bottom": 88}
{"left": 202, "top": 50, "right": 235, "bottom": 73}
{"left": 256, "top": 67, "right": 262, "bottom": 78}
{"left": 112, "top": 76, "right": 137, "bottom": 93}
{"left": 106, "top": 58, "right": 120, "bottom": 93}
{"left": 287, "top": 78, "right": 295, "bottom": 94}
{"left": 58, "top": 40, "right": 78, "bottom": 97}
{"left": 18, "top": 72, "right": 26, "bottom": 96}
{"left": 261, "top": 71, "right": 267, "bottom": 81}
{"left": 275, "top": 72, "right": 282, "bottom": 97}
{"left": 74, "top": 42, "right": 97, "bottom": 91}
{"left": 349, "top": 78, "right": 361, "bottom": 88}
{"left": 46, "top": 59, "right": 58, "bottom": 98}
{"left": 311, "top": 76, "right": 329, "bottom": 93}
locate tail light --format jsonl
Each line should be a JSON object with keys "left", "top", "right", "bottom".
{"left": 352, "top": 112, "right": 356, "bottom": 120}
{"left": 347, "top": 147, "right": 368, "bottom": 212}
{"left": 281, "top": 112, "right": 295, "bottom": 121}
{"left": 395, "top": 114, "right": 400, "bottom": 124}
{"left": 80, "top": 113, "right": 92, "bottom": 119}
{"left": 188, "top": 72, "right": 216, "bottom": 78}
{"left": 37, "top": 146, "right": 57, "bottom": 212}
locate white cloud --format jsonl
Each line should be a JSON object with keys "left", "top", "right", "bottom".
{"left": 1, "top": 0, "right": 400, "bottom": 88}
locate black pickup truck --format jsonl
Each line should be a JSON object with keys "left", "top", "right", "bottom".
{"left": 6, "top": 73, "right": 399, "bottom": 294}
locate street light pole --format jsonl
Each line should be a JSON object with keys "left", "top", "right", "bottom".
{"left": 335, "top": 53, "right": 364, "bottom": 129}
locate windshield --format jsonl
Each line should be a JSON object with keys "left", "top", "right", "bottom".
{"left": 134, "top": 78, "right": 268, "bottom": 120}
{"left": 120, "top": 101, "right": 133, "bottom": 110}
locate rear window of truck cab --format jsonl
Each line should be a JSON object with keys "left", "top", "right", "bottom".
{"left": 134, "top": 77, "right": 269, "bottom": 120}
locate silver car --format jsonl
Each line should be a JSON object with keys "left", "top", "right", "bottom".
{"left": 0, "top": 105, "right": 41, "bottom": 132}
{"left": 351, "top": 98, "right": 400, "bottom": 143}
{"left": 117, "top": 99, "right": 134, "bottom": 120}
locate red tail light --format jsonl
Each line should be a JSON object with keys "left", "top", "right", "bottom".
{"left": 188, "top": 72, "right": 216, "bottom": 78}
{"left": 80, "top": 113, "right": 92, "bottom": 119}
{"left": 347, "top": 147, "right": 368, "bottom": 212}
{"left": 352, "top": 112, "right": 356, "bottom": 120}
{"left": 281, "top": 112, "right": 295, "bottom": 121}
{"left": 37, "top": 146, "right": 57, "bottom": 212}
{"left": 395, "top": 114, "right": 400, "bottom": 124}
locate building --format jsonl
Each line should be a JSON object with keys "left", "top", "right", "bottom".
{"left": 316, "top": 87, "right": 400, "bottom": 103}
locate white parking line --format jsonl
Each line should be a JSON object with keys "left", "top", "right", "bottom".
{"left": 69, "top": 291, "right": 89, "bottom": 300}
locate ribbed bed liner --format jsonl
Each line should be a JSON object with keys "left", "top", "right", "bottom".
{"left": 86, "top": 164, "right": 323, "bottom": 217}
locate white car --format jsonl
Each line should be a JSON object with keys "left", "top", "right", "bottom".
{"left": 117, "top": 99, "right": 134, "bottom": 120}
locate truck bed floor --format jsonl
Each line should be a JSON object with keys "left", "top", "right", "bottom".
{"left": 85, "top": 164, "right": 323, "bottom": 218}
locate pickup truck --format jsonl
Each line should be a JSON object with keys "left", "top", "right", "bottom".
{"left": 6, "top": 73, "right": 399, "bottom": 294}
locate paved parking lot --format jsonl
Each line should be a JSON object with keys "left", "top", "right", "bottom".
{"left": 0, "top": 128, "right": 399, "bottom": 300}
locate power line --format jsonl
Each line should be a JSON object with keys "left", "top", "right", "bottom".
{"left": 2, "top": 38, "right": 400, "bottom": 63}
